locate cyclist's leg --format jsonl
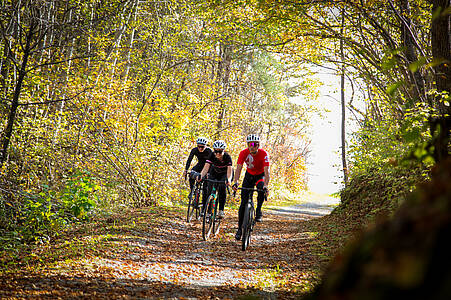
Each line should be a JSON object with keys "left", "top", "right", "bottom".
{"left": 191, "top": 165, "right": 203, "bottom": 207}
{"left": 188, "top": 165, "right": 201, "bottom": 195}
{"left": 215, "top": 175, "right": 226, "bottom": 218}
{"left": 218, "top": 174, "right": 227, "bottom": 210}
{"left": 188, "top": 176, "right": 195, "bottom": 195}
{"left": 255, "top": 176, "right": 265, "bottom": 219}
{"left": 201, "top": 175, "right": 209, "bottom": 210}
{"left": 238, "top": 172, "right": 255, "bottom": 228}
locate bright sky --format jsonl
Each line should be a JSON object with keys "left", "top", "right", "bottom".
{"left": 302, "top": 72, "right": 360, "bottom": 195}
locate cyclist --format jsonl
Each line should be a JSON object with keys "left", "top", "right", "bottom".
{"left": 232, "top": 134, "right": 270, "bottom": 240}
{"left": 184, "top": 137, "right": 212, "bottom": 202}
{"left": 197, "top": 140, "right": 233, "bottom": 219}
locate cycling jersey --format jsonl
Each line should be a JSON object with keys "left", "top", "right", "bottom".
{"left": 185, "top": 147, "right": 213, "bottom": 171}
{"left": 206, "top": 152, "right": 232, "bottom": 176}
{"left": 237, "top": 148, "right": 269, "bottom": 175}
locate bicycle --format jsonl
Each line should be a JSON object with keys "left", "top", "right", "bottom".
{"left": 234, "top": 187, "right": 267, "bottom": 251}
{"left": 201, "top": 178, "right": 228, "bottom": 241}
{"left": 186, "top": 171, "right": 202, "bottom": 223}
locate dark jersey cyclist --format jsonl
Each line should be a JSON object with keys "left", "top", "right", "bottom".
{"left": 232, "top": 134, "right": 270, "bottom": 240}
{"left": 184, "top": 137, "right": 212, "bottom": 199}
{"left": 198, "top": 140, "right": 233, "bottom": 219}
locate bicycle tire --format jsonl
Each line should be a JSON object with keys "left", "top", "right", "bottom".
{"left": 213, "top": 201, "right": 221, "bottom": 235}
{"left": 202, "top": 195, "right": 214, "bottom": 240}
{"left": 242, "top": 203, "right": 253, "bottom": 251}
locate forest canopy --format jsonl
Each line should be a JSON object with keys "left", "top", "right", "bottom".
{"left": 0, "top": 0, "right": 450, "bottom": 246}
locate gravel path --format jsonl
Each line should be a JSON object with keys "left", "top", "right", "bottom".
{"left": 1, "top": 193, "right": 339, "bottom": 299}
{"left": 267, "top": 194, "right": 340, "bottom": 219}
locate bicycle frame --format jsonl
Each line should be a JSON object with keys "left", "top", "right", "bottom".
{"left": 186, "top": 171, "right": 203, "bottom": 222}
{"left": 202, "top": 178, "right": 228, "bottom": 214}
{"left": 201, "top": 178, "right": 228, "bottom": 240}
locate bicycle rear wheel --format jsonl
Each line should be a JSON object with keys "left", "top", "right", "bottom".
{"left": 202, "top": 195, "right": 214, "bottom": 240}
{"left": 241, "top": 204, "right": 253, "bottom": 251}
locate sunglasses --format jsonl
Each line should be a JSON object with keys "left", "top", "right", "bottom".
{"left": 197, "top": 145, "right": 205, "bottom": 149}
{"left": 214, "top": 149, "right": 224, "bottom": 154}
{"left": 248, "top": 142, "right": 259, "bottom": 147}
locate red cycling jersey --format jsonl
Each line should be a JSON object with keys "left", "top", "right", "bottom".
{"left": 237, "top": 148, "right": 269, "bottom": 175}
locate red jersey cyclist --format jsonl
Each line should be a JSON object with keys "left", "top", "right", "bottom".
{"left": 232, "top": 134, "right": 270, "bottom": 240}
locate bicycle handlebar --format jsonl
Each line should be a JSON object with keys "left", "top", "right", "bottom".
{"left": 203, "top": 178, "right": 231, "bottom": 194}
{"left": 235, "top": 187, "right": 266, "bottom": 192}
{"left": 203, "top": 178, "right": 229, "bottom": 184}
{"left": 233, "top": 186, "right": 267, "bottom": 197}
{"left": 188, "top": 170, "right": 201, "bottom": 180}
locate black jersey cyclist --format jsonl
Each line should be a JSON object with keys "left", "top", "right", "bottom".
{"left": 198, "top": 140, "right": 233, "bottom": 219}
{"left": 184, "top": 137, "right": 213, "bottom": 198}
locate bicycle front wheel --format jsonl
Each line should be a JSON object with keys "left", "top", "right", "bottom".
{"left": 241, "top": 204, "right": 253, "bottom": 251}
{"left": 213, "top": 202, "right": 221, "bottom": 235}
{"left": 186, "top": 190, "right": 195, "bottom": 223}
{"left": 202, "top": 195, "right": 214, "bottom": 240}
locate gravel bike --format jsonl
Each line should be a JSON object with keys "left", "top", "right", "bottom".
{"left": 201, "top": 178, "right": 228, "bottom": 241}
{"left": 186, "top": 171, "right": 202, "bottom": 223}
{"left": 235, "top": 187, "right": 267, "bottom": 251}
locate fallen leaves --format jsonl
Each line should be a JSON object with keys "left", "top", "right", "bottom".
{"left": 0, "top": 204, "right": 338, "bottom": 299}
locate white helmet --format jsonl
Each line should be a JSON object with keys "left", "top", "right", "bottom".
{"left": 196, "top": 137, "right": 208, "bottom": 145}
{"left": 212, "top": 140, "right": 226, "bottom": 150}
{"left": 246, "top": 134, "right": 260, "bottom": 143}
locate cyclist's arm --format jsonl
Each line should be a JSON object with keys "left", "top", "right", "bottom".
{"left": 263, "top": 166, "right": 270, "bottom": 188}
{"left": 199, "top": 162, "right": 211, "bottom": 179}
{"left": 185, "top": 148, "right": 195, "bottom": 172}
{"left": 234, "top": 164, "right": 243, "bottom": 185}
{"left": 226, "top": 165, "right": 233, "bottom": 185}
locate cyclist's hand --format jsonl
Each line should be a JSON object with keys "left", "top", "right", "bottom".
{"left": 232, "top": 182, "right": 238, "bottom": 191}
{"left": 183, "top": 170, "right": 187, "bottom": 179}
{"left": 225, "top": 180, "right": 231, "bottom": 187}
{"left": 263, "top": 186, "right": 269, "bottom": 197}
{"left": 196, "top": 174, "right": 202, "bottom": 182}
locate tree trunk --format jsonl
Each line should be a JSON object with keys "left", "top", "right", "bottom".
{"left": 0, "top": 21, "right": 35, "bottom": 165}
{"left": 399, "top": 0, "right": 426, "bottom": 103}
{"left": 215, "top": 43, "right": 232, "bottom": 139}
{"left": 340, "top": 6, "right": 348, "bottom": 186}
{"left": 430, "top": 0, "right": 451, "bottom": 161}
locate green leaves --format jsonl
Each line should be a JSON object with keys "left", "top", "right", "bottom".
{"left": 381, "top": 57, "right": 398, "bottom": 71}
{"left": 62, "top": 170, "right": 98, "bottom": 220}
{"left": 386, "top": 81, "right": 403, "bottom": 96}
{"left": 408, "top": 57, "right": 427, "bottom": 73}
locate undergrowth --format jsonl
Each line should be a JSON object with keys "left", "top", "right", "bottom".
{"left": 305, "top": 166, "right": 426, "bottom": 268}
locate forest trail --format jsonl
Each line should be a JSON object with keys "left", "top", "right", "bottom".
{"left": 0, "top": 194, "right": 338, "bottom": 299}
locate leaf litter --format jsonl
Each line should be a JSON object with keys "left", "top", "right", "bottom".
{"left": 0, "top": 202, "right": 339, "bottom": 299}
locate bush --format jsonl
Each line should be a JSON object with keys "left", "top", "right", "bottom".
{"left": 0, "top": 170, "right": 98, "bottom": 248}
